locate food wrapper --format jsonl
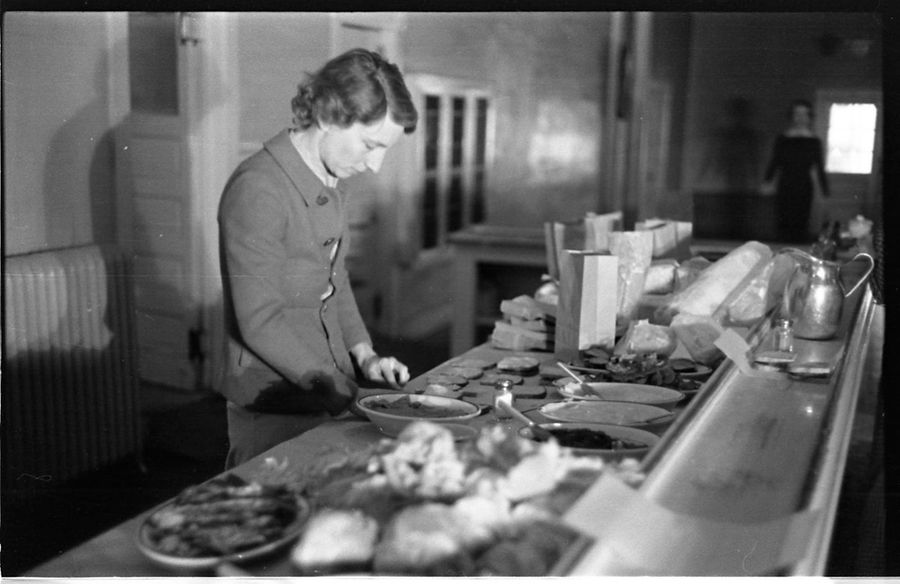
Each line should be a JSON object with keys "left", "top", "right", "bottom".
{"left": 613, "top": 319, "right": 677, "bottom": 357}
{"left": 724, "top": 253, "right": 796, "bottom": 327}
{"left": 608, "top": 231, "right": 654, "bottom": 332}
{"left": 643, "top": 259, "right": 678, "bottom": 295}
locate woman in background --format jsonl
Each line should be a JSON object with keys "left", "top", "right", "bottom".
{"left": 760, "top": 99, "right": 830, "bottom": 242}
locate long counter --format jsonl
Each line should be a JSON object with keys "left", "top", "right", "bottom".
{"left": 26, "top": 286, "right": 881, "bottom": 578}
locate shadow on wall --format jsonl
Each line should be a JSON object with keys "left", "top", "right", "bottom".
{"left": 43, "top": 46, "right": 121, "bottom": 247}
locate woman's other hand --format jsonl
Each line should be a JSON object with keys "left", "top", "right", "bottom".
{"left": 360, "top": 354, "right": 410, "bottom": 389}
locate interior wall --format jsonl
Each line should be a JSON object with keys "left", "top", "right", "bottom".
{"left": 404, "top": 12, "right": 611, "bottom": 227}
{"left": 682, "top": 12, "right": 882, "bottom": 196}
{"left": 3, "top": 13, "right": 120, "bottom": 256}
{"left": 235, "top": 13, "right": 332, "bottom": 149}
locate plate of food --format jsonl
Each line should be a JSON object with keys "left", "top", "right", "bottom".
{"left": 556, "top": 381, "right": 684, "bottom": 410}
{"left": 356, "top": 393, "right": 481, "bottom": 437}
{"left": 135, "top": 474, "right": 310, "bottom": 571}
{"left": 518, "top": 422, "right": 659, "bottom": 459}
{"left": 496, "top": 356, "right": 541, "bottom": 375}
{"left": 538, "top": 400, "right": 674, "bottom": 431}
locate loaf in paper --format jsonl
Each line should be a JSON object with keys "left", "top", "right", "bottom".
{"left": 654, "top": 241, "right": 772, "bottom": 325}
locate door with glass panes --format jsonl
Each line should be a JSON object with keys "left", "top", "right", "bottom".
{"left": 377, "top": 74, "right": 494, "bottom": 338}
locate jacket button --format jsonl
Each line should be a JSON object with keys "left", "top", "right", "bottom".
{"left": 316, "top": 194, "right": 329, "bottom": 206}
{"left": 323, "top": 238, "right": 335, "bottom": 246}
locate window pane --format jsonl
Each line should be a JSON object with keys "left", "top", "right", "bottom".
{"left": 128, "top": 13, "right": 179, "bottom": 114}
{"left": 471, "top": 170, "right": 485, "bottom": 224}
{"left": 448, "top": 175, "right": 464, "bottom": 232}
{"left": 423, "top": 176, "right": 439, "bottom": 249}
{"left": 451, "top": 97, "right": 465, "bottom": 167}
{"left": 825, "top": 103, "right": 877, "bottom": 174}
{"left": 475, "top": 98, "right": 488, "bottom": 164}
{"left": 425, "top": 96, "right": 440, "bottom": 170}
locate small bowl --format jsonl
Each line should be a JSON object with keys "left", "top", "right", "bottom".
{"left": 538, "top": 400, "right": 675, "bottom": 434}
{"left": 518, "top": 422, "right": 659, "bottom": 459}
{"left": 356, "top": 393, "right": 480, "bottom": 437}
{"left": 557, "top": 381, "right": 684, "bottom": 410}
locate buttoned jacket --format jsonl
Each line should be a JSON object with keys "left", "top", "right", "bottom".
{"left": 218, "top": 129, "right": 370, "bottom": 414}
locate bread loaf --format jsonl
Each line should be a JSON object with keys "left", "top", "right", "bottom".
{"left": 654, "top": 241, "right": 772, "bottom": 325}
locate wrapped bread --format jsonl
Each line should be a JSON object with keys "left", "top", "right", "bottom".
{"left": 654, "top": 241, "right": 772, "bottom": 325}
{"left": 643, "top": 259, "right": 678, "bottom": 294}
{"left": 724, "top": 253, "right": 795, "bottom": 327}
{"left": 614, "top": 319, "right": 677, "bottom": 357}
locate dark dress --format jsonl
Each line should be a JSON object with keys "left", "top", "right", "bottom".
{"left": 764, "top": 134, "right": 829, "bottom": 242}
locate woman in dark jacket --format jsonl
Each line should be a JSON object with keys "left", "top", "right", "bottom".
{"left": 761, "top": 99, "right": 830, "bottom": 242}
{"left": 218, "top": 49, "right": 418, "bottom": 467}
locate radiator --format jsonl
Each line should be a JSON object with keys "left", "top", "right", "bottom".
{"left": 3, "top": 244, "right": 142, "bottom": 489}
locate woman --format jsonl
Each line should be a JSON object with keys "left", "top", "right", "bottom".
{"left": 218, "top": 49, "right": 418, "bottom": 468}
{"left": 761, "top": 99, "right": 830, "bottom": 242}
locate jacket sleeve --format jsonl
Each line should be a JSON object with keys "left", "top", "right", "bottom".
{"left": 219, "top": 168, "right": 356, "bottom": 413}
{"left": 333, "top": 231, "right": 372, "bottom": 354}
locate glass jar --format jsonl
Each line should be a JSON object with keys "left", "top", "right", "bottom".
{"left": 773, "top": 318, "right": 794, "bottom": 353}
{"left": 493, "top": 379, "right": 515, "bottom": 420}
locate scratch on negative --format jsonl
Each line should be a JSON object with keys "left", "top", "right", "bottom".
{"left": 741, "top": 539, "right": 759, "bottom": 574}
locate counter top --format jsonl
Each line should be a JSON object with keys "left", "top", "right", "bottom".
{"left": 26, "top": 288, "right": 880, "bottom": 577}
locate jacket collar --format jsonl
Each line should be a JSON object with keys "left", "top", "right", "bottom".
{"left": 263, "top": 129, "right": 338, "bottom": 207}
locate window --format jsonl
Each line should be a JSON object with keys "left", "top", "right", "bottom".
{"left": 412, "top": 75, "right": 493, "bottom": 251}
{"left": 824, "top": 103, "right": 878, "bottom": 174}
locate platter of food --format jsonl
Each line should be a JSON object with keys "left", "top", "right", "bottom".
{"left": 538, "top": 400, "right": 675, "bottom": 431}
{"left": 356, "top": 393, "right": 480, "bottom": 437}
{"left": 556, "top": 381, "right": 684, "bottom": 410}
{"left": 518, "top": 422, "right": 659, "bottom": 459}
{"left": 287, "top": 421, "right": 644, "bottom": 576}
{"left": 135, "top": 474, "right": 310, "bottom": 571}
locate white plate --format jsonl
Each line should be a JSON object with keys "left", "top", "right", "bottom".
{"left": 135, "top": 492, "right": 310, "bottom": 571}
{"left": 539, "top": 400, "right": 674, "bottom": 429}
{"left": 557, "top": 381, "right": 684, "bottom": 410}
{"left": 357, "top": 393, "right": 480, "bottom": 437}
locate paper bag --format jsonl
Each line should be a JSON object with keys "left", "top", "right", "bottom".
{"left": 585, "top": 211, "right": 623, "bottom": 252}
{"left": 554, "top": 250, "right": 618, "bottom": 362}
{"left": 635, "top": 218, "right": 693, "bottom": 260}
{"left": 544, "top": 220, "right": 587, "bottom": 282}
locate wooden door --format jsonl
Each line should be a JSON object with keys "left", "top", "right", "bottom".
{"left": 116, "top": 13, "right": 237, "bottom": 391}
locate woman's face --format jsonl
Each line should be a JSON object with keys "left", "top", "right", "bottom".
{"left": 791, "top": 105, "right": 813, "bottom": 129}
{"left": 318, "top": 116, "right": 404, "bottom": 180}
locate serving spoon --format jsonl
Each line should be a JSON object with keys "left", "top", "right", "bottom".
{"left": 497, "top": 400, "right": 553, "bottom": 441}
{"left": 557, "top": 362, "right": 605, "bottom": 399}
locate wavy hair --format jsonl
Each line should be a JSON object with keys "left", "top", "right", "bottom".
{"left": 291, "top": 48, "right": 417, "bottom": 134}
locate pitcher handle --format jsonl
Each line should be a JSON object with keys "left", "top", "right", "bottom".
{"left": 840, "top": 252, "right": 875, "bottom": 297}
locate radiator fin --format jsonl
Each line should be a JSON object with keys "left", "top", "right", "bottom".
{"left": 3, "top": 244, "right": 142, "bottom": 488}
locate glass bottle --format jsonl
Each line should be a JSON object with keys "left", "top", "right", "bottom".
{"left": 773, "top": 318, "right": 794, "bottom": 353}
{"left": 493, "top": 379, "right": 515, "bottom": 420}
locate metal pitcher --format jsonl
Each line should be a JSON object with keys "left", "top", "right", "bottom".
{"left": 780, "top": 248, "right": 874, "bottom": 340}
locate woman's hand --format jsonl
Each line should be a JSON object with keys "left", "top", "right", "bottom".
{"left": 360, "top": 354, "right": 410, "bottom": 389}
